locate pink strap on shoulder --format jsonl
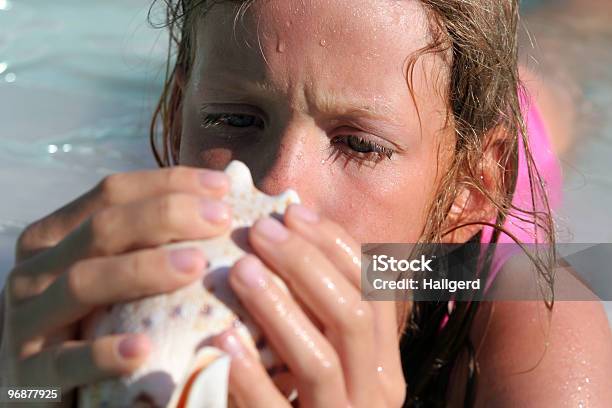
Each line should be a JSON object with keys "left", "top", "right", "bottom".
{"left": 480, "top": 90, "right": 563, "bottom": 286}
{"left": 441, "top": 91, "right": 562, "bottom": 328}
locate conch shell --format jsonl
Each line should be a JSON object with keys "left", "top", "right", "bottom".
{"left": 78, "top": 161, "right": 300, "bottom": 407}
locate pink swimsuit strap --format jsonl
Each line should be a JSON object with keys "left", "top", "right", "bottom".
{"left": 480, "top": 89, "right": 563, "bottom": 287}
{"left": 440, "top": 90, "right": 562, "bottom": 329}
{"left": 440, "top": 89, "right": 563, "bottom": 330}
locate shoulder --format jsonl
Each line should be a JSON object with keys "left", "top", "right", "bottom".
{"left": 471, "top": 296, "right": 612, "bottom": 407}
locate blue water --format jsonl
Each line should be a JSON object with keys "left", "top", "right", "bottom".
{"left": 0, "top": 1, "right": 611, "bottom": 319}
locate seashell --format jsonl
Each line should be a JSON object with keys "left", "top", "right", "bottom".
{"left": 78, "top": 161, "right": 300, "bottom": 408}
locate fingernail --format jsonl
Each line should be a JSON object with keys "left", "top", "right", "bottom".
{"left": 200, "top": 199, "right": 230, "bottom": 224}
{"left": 118, "top": 334, "right": 149, "bottom": 359}
{"left": 198, "top": 169, "right": 229, "bottom": 190}
{"left": 290, "top": 204, "right": 319, "bottom": 223}
{"left": 254, "top": 217, "right": 289, "bottom": 242}
{"left": 234, "top": 256, "right": 268, "bottom": 288}
{"left": 169, "top": 248, "right": 205, "bottom": 274}
{"left": 218, "top": 332, "right": 247, "bottom": 359}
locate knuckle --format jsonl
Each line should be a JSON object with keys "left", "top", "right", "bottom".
{"left": 97, "top": 173, "right": 126, "bottom": 205}
{"left": 124, "top": 251, "right": 159, "bottom": 295}
{"left": 15, "top": 221, "right": 52, "bottom": 261}
{"left": 338, "top": 302, "right": 373, "bottom": 334}
{"left": 15, "top": 224, "right": 36, "bottom": 255}
{"left": 88, "top": 209, "right": 112, "bottom": 253}
{"left": 4, "top": 268, "right": 39, "bottom": 303}
{"left": 65, "top": 262, "right": 89, "bottom": 306}
{"left": 126, "top": 253, "right": 147, "bottom": 288}
{"left": 164, "top": 166, "right": 191, "bottom": 187}
{"left": 89, "top": 338, "right": 112, "bottom": 374}
{"left": 156, "top": 194, "right": 188, "bottom": 229}
{"left": 303, "top": 353, "right": 341, "bottom": 386}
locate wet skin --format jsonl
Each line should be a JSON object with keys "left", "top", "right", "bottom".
{"left": 1, "top": 1, "right": 611, "bottom": 407}
{"left": 178, "top": 0, "right": 455, "bottom": 245}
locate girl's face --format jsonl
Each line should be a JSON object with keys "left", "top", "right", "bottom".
{"left": 179, "top": 0, "right": 454, "bottom": 243}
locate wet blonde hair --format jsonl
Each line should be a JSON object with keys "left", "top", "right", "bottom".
{"left": 149, "top": 0, "right": 556, "bottom": 405}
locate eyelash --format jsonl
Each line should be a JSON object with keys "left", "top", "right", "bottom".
{"left": 202, "top": 113, "right": 265, "bottom": 129}
{"left": 330, "top": 134, "right": 395, "bottom": 162}
{"left": 201, "top": 113, "right": 395, "bottom": 162}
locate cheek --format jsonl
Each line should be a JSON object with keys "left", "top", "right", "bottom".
{"left": 317, "top": 164, "right": 439, "bottom": 244}
{"left": 320, "top": 135, "right": 451, "bottom": 243}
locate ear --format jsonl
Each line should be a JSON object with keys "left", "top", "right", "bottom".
{"left": 441, "top": 130, "right": 506, "bottom": 243}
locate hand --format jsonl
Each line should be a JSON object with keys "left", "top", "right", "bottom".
{"left": 213, "top": 204, "right": 406, "bottom": 408}
{"left": 0, "top": 166, "right": 232, "bottom": 405}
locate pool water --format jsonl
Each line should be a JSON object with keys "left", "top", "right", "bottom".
{"left": 0, "top": 0, "right": 165, "bottom": 270}
{"left": 0, "top": 1, "right": 611, "bottom": 319}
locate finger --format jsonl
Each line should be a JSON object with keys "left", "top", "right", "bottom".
{"left": 20, "top": 333, "right": 150, "bottom": 390}
{"left": 248, "top": 218, "right": 378, "bottom": 405}
{"left": 285, "top": 205, "right": 404, "bottom": 391}
{"left": 74, "top": 193, "right": 231, "bottom": 257}
{"left": 213, "top": 330, "right": 289, "bottom": 408}
{"left": 285, "top": 204, "right": 361, "bottom": 286}
{"left": 229, "top": 256, "right": 348, "bottom": 408}
{"left": 12, "top": 247, "right": 205, "bottom": 343}
{"left": 11, "top": 193, "right": 229, "bottom": 293}
{"left": 16, "top": 166, "right": 229, "bottom": 262}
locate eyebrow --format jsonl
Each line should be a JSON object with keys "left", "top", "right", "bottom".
{"left": 200, "top": 71, "right": 405, "bottom": 130}
{"left": 314, "top": 93, "right": 398, "bottom": 123}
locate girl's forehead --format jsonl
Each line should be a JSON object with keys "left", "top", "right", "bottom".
{"left": 190, "top": 0, "right": 449, "bottom": 136}
{"left": 197, "top": 0, "right": 432, "bottom": 58}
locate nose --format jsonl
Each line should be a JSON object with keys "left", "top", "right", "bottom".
{"left": 248, "top": 120, "right": 320, "bottom": 205}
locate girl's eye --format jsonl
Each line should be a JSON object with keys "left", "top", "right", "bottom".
{"left": 332, "top": 134, "right": 395, "bottom": 162}
{"left": 347, "top": 136, "right": 379, "bottom": 153}
{"left": 202, "top": 113, "right": 264, "bottom": 129}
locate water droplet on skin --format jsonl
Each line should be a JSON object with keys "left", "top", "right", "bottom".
{"left": 277, "top": 41, "right": 285, "bottom": 53}
{"left": 335, "top": 237, "right": 362, "bottom": 268}
{"left": 320, "top": 158, "right": 327, "bottom": 165}
{"left": 285, "top": 21, "right": 292, "bottom": 28}
{"left": 323, "top": 277, "right": 335, "bottom": 290}
{"left": 319, "top": 39, "right": 327, "bottom": 47}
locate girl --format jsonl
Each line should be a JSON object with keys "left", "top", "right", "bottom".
{"left": 1, "top": 0, "right": 611, "bottom": 406}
